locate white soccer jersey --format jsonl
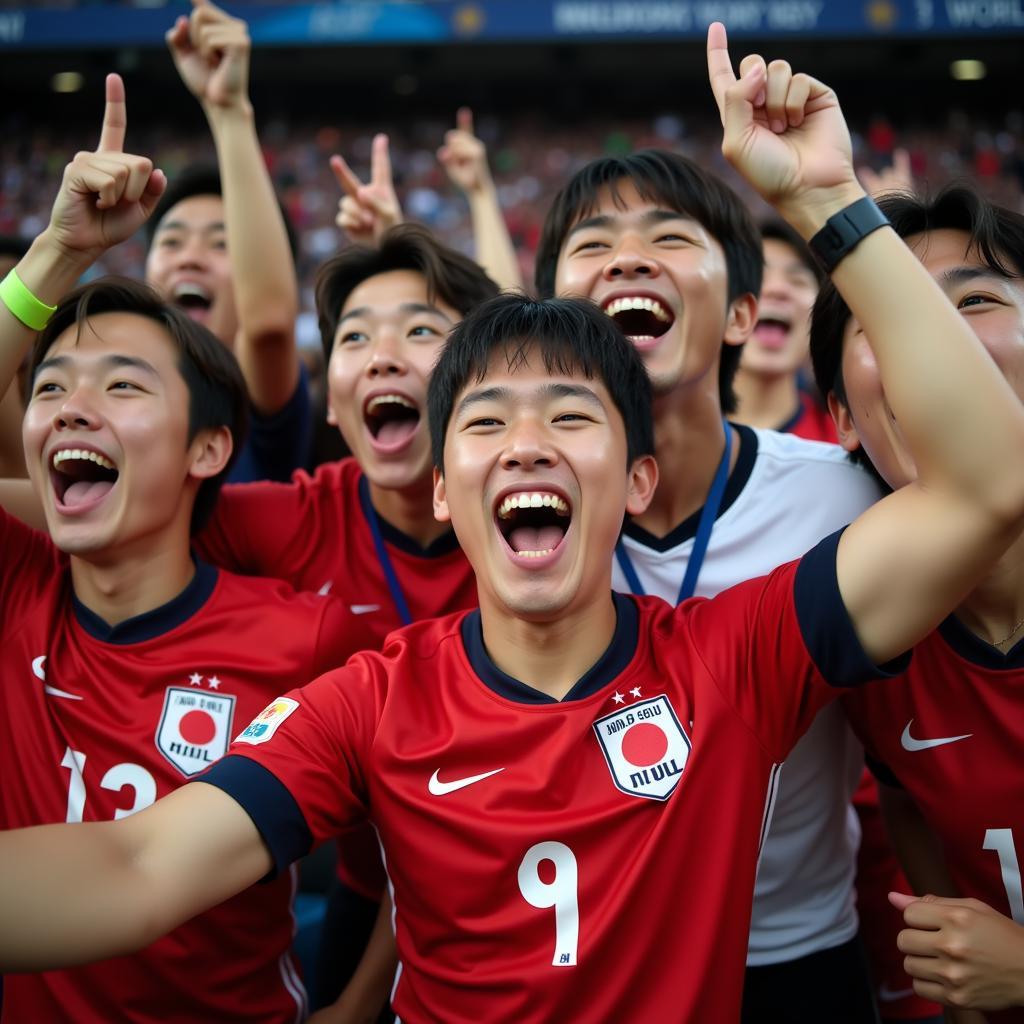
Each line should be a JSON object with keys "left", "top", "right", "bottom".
{"left": 612, "top": 425, "right": 880, "bottom": 963}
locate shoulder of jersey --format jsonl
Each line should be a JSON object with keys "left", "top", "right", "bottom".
{"left": 752, "top": 426, "right": 873, "bottom": 477}
{"left": 377, "top": 609, "right": 474, "bottom": 659}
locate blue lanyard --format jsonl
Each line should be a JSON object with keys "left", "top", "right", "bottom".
{"left": 361, "top": 482, "right": 414, "bottom": 627}
{"left": 615, "top": 419, "right": 733, "bottom": 604}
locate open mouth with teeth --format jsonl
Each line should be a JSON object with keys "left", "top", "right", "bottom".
{"left": 172, "top": 283, "right": 213, "bottom": 317}
{"left": 604, "top": 296, "right": 674, "bottom": 343}
{"left": 495, "top": 491, "right": 572, "bottom": 559}
{"left": 364, "top": 394, "right": 421, "bottom": 449}
{"left": 50, "top": 449, "right": 119, "bottom": 509}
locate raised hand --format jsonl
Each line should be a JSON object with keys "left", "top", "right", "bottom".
{"left": 48, "top": 73, "right": 166, "bottom": 263}
{"left": 330, "top": 133, "right": 403, "bottom": 247}
{"left": 891, "top": 891, "right": 1024, "bottom": 1010}
{"left": 438, "top": 108, "right": 492, "bottom": 195}
{"left": 859, "top": 148, "right": 915, "bottom": 199}
{"left": 706, "top": 21, "right": 861, "bottom": 234}
{"left": 166, "top": 0, "right": 251, "bottom": 111}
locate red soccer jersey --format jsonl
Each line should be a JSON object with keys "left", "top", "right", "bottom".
{"left": 195, "top": 457, "right": 477, "bottom": 640}
{"left": 0, "top": 508, "right": 360, "bottom": 1023}
{"left": 203, "top": 532, "right": 903, "bottom": 1022}
{"left": 195, "top": 456, "right": 479, "bottom": 895}
{"left": 781, "top": 391, "right": 839, "bottom": 444}
{"left": 844, "top": 618, "right": 1024, "bottom": 1024}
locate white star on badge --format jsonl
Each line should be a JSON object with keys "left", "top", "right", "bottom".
{"left": 189, "top": 672, "right": 203, "bottom": 686}
{"left": 207, "top": 676, "right": 221, "bottom": 690}
{"left": 612, "top": 691, "right": 625, "bottom": 705}
{"left": 630, "top": 687, "right": 642, "bottom": 698}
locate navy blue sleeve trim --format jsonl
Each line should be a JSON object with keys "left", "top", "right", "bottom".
{"left": 794, "top": 528, "right": 912, "bottom": 688}
{"left": 197, "top": 755, "right": 313, "bottom": 876}
{"left": 865, "top": 753, "right": 905, "bottom": 790}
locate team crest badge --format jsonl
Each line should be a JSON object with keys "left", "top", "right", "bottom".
{"left": 236, "top": 697, "right": 299, "bottom": 745}
{"left": 156, "top": 687, "right": 236, "bottom": 777}
{"left": 593, "top": 695, "right": 691, "bottom": 801}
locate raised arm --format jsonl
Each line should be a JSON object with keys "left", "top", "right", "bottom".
{"left": 167, "top": 0, "right": 299, "bottom": 415}
{"left": 331, "top": 134, "right": 404, "bottom": 248}
{"left": 708, "top": 23, "right": 1024, "bottom": 665}
{"left": 438, "top": 108, "right": 523, "bottom": 292}
{"left": 0, "top": 782, "right": 269, "bottom": 971}
{"left": 0, "top": 74, "right": 164, "bottom": 396}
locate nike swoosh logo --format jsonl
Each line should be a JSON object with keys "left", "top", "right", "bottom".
{"left": 428, "top": 767, "right": 504, "bottom": 796}
{"left": 878, "top": 983, "right": 915, "bottom": 1002}
{"left": 901, "top": 719, "right": 972, "bottom": 752}
{"left": 350, "top": 604, "right": 381, "bottom": 615}
{"left": 32, "top": 656, "right": 83, "bottom": 701}
{"left": 317, "top": 581, "right": 333, "bottom": 596}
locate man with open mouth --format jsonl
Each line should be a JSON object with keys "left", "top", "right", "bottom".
{"left": 0, "top": 76, "right": 363, "bottom": 1022}
{"left": 3, "top": 30, "right": 1024, "bottom": 1022}
{"left": 534, "top": 57, "right": 882, "bottom": 1024}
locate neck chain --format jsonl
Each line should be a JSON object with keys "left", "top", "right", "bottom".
{"left": 992, "top": 614, "right": 1024, "bottom": 648}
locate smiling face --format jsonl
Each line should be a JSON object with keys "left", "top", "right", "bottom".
{"left": 433, "top": 346, "right": 656, "bottom": 621}
{"left": 145, "top": 194, "right": 238, "bottom": 344}
{"left": 553, "top": 180, "right": 747, "bottom": 398}
{"left": 327, "top": 269, "right": 458, "bottom": 494}
{"left": 835, "top": 228, "right": 1024, "bottom": 490}
{"left": 741, "top": 237, "right": 819, "bottom": 379}
{"left": 23, "top": 312, "right": 221, "bottom": 558}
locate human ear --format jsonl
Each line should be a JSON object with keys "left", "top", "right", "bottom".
{"left": 826, "top": 392, "right": 862, "bottom": 455}
{"left": 624, "top": 454, "right": 659, "bottom": 516}
{"left": 187, "top": 425, "right": 233, "bottom": 481}
{"left": 432, "top": 466, "right": 451, "bottom": 523}
{"left": 723, "top": 292, "right": 758, "bottom": 346}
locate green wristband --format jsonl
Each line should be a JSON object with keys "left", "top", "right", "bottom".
{"left": 0, "top": 267, "right": 57, "bottom": 331}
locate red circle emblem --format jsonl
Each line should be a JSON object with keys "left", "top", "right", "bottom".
{"left": 179, "top": 709, "right": 217, "bottom": 746}
{"left": 620, "top": 722, "right": 668, "bottom": 767}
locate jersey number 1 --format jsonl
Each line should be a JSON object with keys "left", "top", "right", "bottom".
{"left": 518, "top": 841, "right": 579, "bottom": 967}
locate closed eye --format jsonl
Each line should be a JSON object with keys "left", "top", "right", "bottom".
{"left": 554, "top": 412, "right": 593, "bottom": 423}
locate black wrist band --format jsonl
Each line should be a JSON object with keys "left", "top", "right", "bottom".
{"left": 808, "top": 196, "right": 890, "bottom": 274}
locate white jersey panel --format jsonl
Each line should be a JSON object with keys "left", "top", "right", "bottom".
{"left": 612, "top": 427, "right": 879, "bottom": 964}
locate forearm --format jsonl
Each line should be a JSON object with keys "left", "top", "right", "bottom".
{"left": 0, "top": 232, "right": 91, "bottom": 394}
{"left": 0, "top": 819, "right": 166, "bottom": 970}
{"left": 467, "top": 183, "right": 522, "bottom": 292}
{"left": 206, "top": 103, "right": 299, "bottom": 413}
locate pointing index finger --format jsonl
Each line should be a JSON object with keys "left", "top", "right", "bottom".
{"left": 98, "top": 73, "right": 127, "bottom": 153}
{"left": 706, "top": 21, "right": 736, "bottom": 121}
{"left": 370, "top": 133, "right": 392, "bottom": 189}
{"left": 456, "top": 107, "right": 474, "bottom": 135}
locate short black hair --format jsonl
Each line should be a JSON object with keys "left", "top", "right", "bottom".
{"left": 533, "top": 149, "right": 762, "bottom": 414}
{"left": 316, "top": 224, "right": 500, "bottom": 363}
{"left": 760, "top": 219, "right": 824, "bottom": 286}
{"left": 145, "top": 163, "right": 298, "bottom": 259}
{"left": 810, "top": 185, "right": 1024, "bottom": 483}
{"left": 428, "top": 294, "right": 654, "bottom": 473}
{"left": 28, "top": 277, "right": 249, "bottom": 533}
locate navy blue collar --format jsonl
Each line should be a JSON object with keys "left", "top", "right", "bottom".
{"left": 621, "top": 422, "right": 757, "bottom": 552}
{"left": 73, "top": 561, "right": 218, "bottom": 645}
{"left": 939, "top": 612, "right": 1024, "bottom": 670}
{"left": 461, "top": 592, "right": 639, "bottom": 704}
{"left": 357, "top": 475, "right": 459, "bottom": 558}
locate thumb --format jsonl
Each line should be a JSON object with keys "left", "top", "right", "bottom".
{"left": 888, "top": 891, "right": 917, "bottom": 912}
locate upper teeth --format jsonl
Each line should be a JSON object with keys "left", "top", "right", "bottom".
{"left": 604, "top": 297, "right": 672, "bottom": 322}
{"left": 53, "top": 449, "right": 116, "bottom": 471}
{"left": 367, "top": 394, "right": 415, "bottom": 413}
{"left": 173, "top": 282, "right": 210, "bottom": 301}
{"left": 497, "top": 493, "right": 570, "bottom": 518}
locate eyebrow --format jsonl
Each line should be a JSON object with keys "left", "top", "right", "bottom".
{"left": 338, "top": 302, "right": 454, "bottom": 327}
{"left": 35, "top": 353, "right": 162, "bottom": 379}
{"left": 939, "top": 266, "right": 1011, "bottom": 289}
{"left": 153, "top": 219, "right": 226, "bottom": 235}
{"left": 567, "top": 208, "right": 693, "bottom": 239}
{"left": 455, "top": 381, "right": 606, "bottom": 417}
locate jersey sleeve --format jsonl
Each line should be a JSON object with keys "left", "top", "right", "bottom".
{"left": 196, "top": 655, "right": 384, "bottom": 874}
{"left": 193, "top": 477, "right": 306, "bottom": 577}
{"left": 309, "top": 595, "right": 373, "bottom": 676}
{"left": 686, "top": 529, "right": 912, "bottom": 763}
{"left": 0, "top": 505, "right": 62, "bottom": 633}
